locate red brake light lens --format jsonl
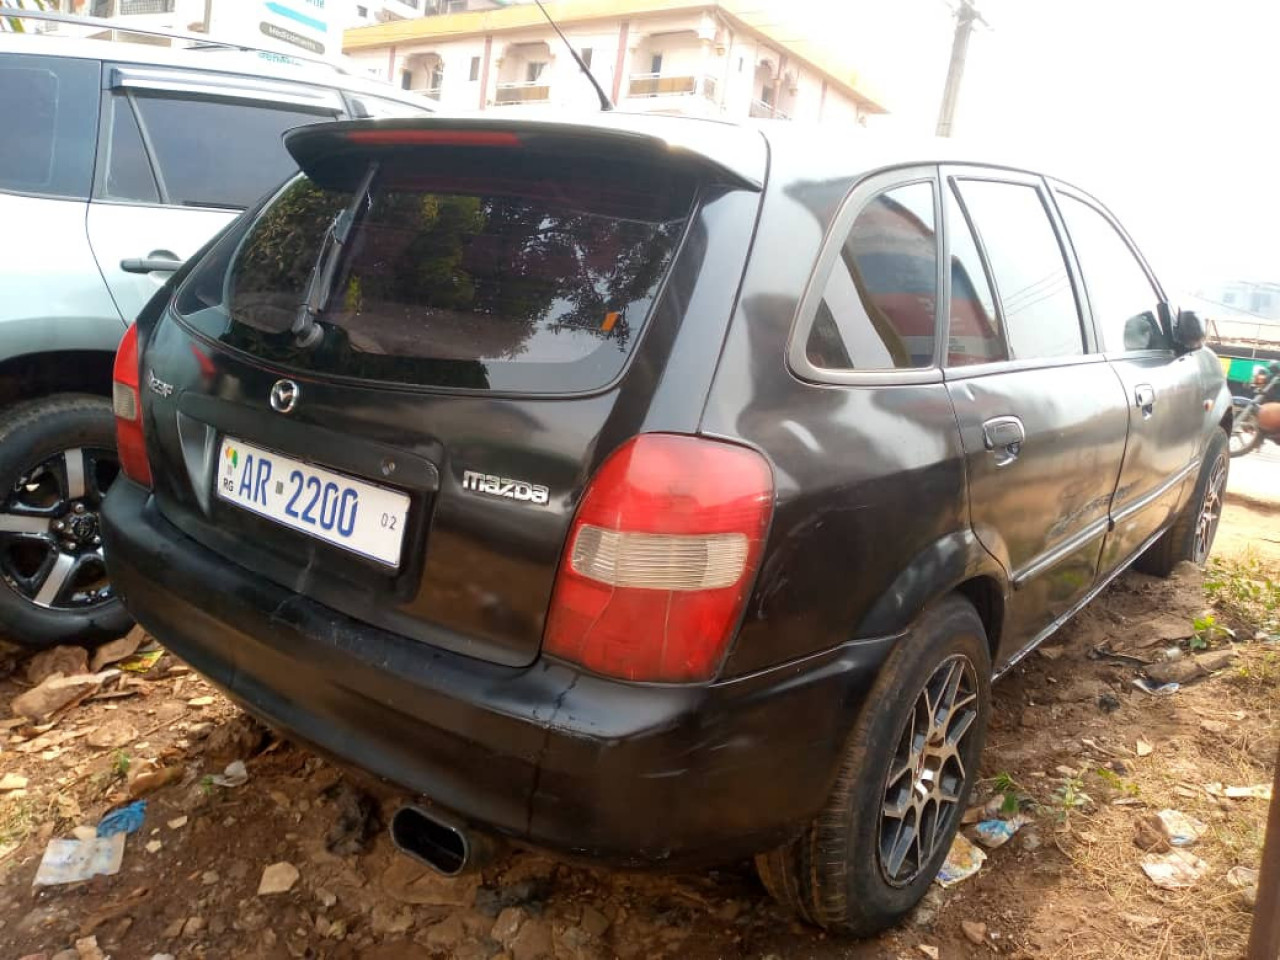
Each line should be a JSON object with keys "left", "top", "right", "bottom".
{"left": 112, "top": 324, "right": 152, "bottom": 488}
{"left": 544, "top": 435, "right": 774, "bottom": 683}
{"left": 344, "top": 129, "right": 522, "bottom": 148}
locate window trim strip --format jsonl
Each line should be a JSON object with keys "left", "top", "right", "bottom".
{"left": 786, "top": 165, "right": 946, "bottom": 388}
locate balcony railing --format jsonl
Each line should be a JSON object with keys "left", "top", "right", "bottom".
{"left": 749, "top": 98, "right": 789, "bottom": 120}
{"left": 494, "top": 80, "right": 551, "bottom": 105}
{"left": 120, "top": 0, "right": 176, "bottom": 14}
{"left": 411, "top": 84, "right": 443, "bottom": 100}
{"left": 627, "top": 73, "right": 717, "bottom": 101}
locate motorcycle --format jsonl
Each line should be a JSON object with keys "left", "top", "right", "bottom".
{"left": 1230, "top": 369, "right": 1280, "bottom": 457}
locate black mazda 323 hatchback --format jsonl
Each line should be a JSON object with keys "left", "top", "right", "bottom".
{"left": 102, "top": 114, "right": 1231, "bottom": 935}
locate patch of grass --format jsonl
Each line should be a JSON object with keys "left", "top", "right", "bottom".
{"left": 111, "top": 749, "right": 131, "bottom": 778}
{"left": 1190, "top": 613, "right": 1232, "bottom": 650}
{"left": 1204, "top": 551, "right": 1280, "bottom": 632}
{"left": 1095, "top": 766, "right": 1140, "bottom": 797}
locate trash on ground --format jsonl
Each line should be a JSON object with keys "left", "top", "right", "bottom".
{"left": 89, "top": 627, "right": 145, "bottom": 672}
{"left": 118, "top": 649, "right": 165, "bottom": 674}
{"left": 211, "top": 760, "right": 249, "bottom": 788}
{"left": 33, "top": 834, "right": 126, "bottom": 886}
{"left": 1089, "top": 643, "right": 1151, "bottom": 666}
{"left": 25, "top": 645, "right": 89, "bottom": 686}
{"left": 1140, "top": 848, "right": 1209, "bottom": 890}
{"left": 1156, "top": 809, "right": 1208, "bottom": 847}
{"left": 1136, "top": 737, "right": 1154, "bottom": 757}
{"left": 97, "top": 800, "right": 147, "bottom": 838}
{"left": 167, "top": 816, "right": 188, "bottom": 830}
{"left": 1132, "top": 678, "right": 1180, "bottom": 695}
{"left": 145, "top": 840, "right": 162, "bottom": 853}
{"left": 258, "top": 860, "right": 300, "bottom": 896}
{"left": 0, "top": 773, "right": 28, "bottom": 791}
{"left": 11, "top": 670, "right": 117, "bottom": 721}
{"left": 917, "top": 946, "right": 940, "bottom": 960}
{"left": 936, "top": 833, "right": 987, "bottom": 888}
{"left": 1224, "top": 783, "right": 1273, "bottom": 800}
{"left": 972, "top": 814, "right": 1031, "bottom": 849}
{"left": 1227, "top": 865, "right": 1260, "bottom": 908}
{"left": 128, "top": 763, "right": 184, "bottom": 798}
{"left": 187, "top": 696, "right": 216, "bottom": 707}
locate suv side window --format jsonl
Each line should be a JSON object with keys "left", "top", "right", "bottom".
{"left": 0, "top": 53, "right": 99, "bottom": 199}
{"left": 956, "top": 179, "right": 1084, "bottom": 360}
{"left": 128, "top": 94, "right": 334, "bottom": 209}
{"left": 98, "top": 94, "right": 160, "bottom": 204}
{"left": 804, "top": 180, "right": 939, "bottom": 370}
{"left": 1058, "top": 194, "right": 1166, "bottom": 352}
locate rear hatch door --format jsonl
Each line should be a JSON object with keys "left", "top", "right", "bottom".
{"left": 139, "top": 117, "right": 766, "bottom": 667}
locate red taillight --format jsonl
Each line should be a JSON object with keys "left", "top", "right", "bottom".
{"left": 544, "top": 435, "right": 774, "bottom": 683}
{"left": 112, "top": 324, "right": 152, "bottom": 487}
{"left": 344, "top": 129, "right": 522, "bottom": 147}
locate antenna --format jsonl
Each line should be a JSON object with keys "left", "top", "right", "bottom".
{"left": 530, "top": 0, "right": 613, "bottom": 111}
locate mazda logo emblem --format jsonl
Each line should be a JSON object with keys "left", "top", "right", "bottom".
{"left": 269, "top": 379, "right": 299, "bottom": 414}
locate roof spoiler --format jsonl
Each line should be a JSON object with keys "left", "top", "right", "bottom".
{"left": 285, "top": 116, "right": 766, "bottom": 193}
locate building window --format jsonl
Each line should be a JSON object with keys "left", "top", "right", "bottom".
{"left": 469, "top": 56, "right": 480, "bottom": 81}
{"left": 650, "top": 53, "right": 663, "bottom": 75}
{"left": 580, "top": 47, "right": 593, "bottom": 69}
{"left": 401, "top": 70, "right": 413, "bottom": 90}
{"left": 738, "top": 56, "right": 744, "bottom": 73}
{"left": 356, "top": 5, "right": 367, "bottom": 17}
{"left": 526, "top": 61, "right": 546, "bottom": 82}
{"left": 1223, "top": 291, "right": 1237, "bottom": 304}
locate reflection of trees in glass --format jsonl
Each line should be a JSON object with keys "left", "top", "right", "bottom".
{"left": 217, "top": 169, "right": 692, "bottom": 390}
{"left": 231, "top": 178, "right": 351, "bottom": 333}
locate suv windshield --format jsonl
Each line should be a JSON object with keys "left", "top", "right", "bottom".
{"left": 175, "top": 151, "right": 697, "bottom": 393}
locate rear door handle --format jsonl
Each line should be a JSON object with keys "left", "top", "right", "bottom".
{"left": 121, "top": 249, "right": 183, "bottom": 274}
{"left": 1135, "top": 383, "right": 1156, "bottom": 418}
{"left": 982, "top": 416, "right": 1025, "bottom": 466}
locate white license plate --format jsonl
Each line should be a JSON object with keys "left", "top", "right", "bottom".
{"left": 215, "top": 438, "right": 409, "bottom": 567}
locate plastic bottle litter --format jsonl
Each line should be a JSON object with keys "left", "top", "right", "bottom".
{"left": 972, "top": 814, "right": 1030, "bottom": 849}
{"left": 1132, "top": 678, "right": 1180, "bottom": 695}
{"left": 211, "top": 760, "right": 249, "bottom": 788}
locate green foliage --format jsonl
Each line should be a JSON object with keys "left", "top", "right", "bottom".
{"left": 1204, "top": 554, "right": 1280, "bottom": 634}
{"left": 1190, "top": 613, "right": 1232, "bottom": 650}
{"left": 1050, "top": 773, "right": 1092, "bottom": 822}
{"left": 1095, "top": 766, "right": 1140, "bottom": 796}
{"left": 111, "top": 750, "right": 131, "bottom": 778}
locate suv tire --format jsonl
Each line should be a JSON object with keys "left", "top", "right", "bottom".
{"left": 1135, "top": 429, "right": 1229, "bottom": 577}
{"left": 756, "top": 595, "right": 991, "bottom": 935}
{"left": 0, "top": 395, "right": 132, "bottom": 649}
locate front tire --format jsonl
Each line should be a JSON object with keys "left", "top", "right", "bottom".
{"left": 1135, "top": 429, "right": 1229, "bottom": 577}
{"left": 1229, "top": 405, "right": 1262, "bottom": 458}
{"left": 756, "top": 595, "right": 991, "bottom": 936}
{"left": 0, "top": 395, "right": 133, "bottom": 649}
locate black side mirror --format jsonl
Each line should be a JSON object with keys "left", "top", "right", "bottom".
{"left": 1173, "top": 309, "right": 1205, "bottom": 352}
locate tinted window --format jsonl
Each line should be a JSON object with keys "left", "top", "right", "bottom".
{"left": 957, "top": 180, "right": 1083, "bottom": 360}
{"left": 132, "top": 94, "right": 333, "bottom": 208}
{"left": 805, "top": 181, "right": 938, "bottom": 370}
{"left": 176, "top": 153, "right": 695, "bottom": 393}
{"left": 945, "top": 185, "right": 1006, "bottom": 366}
{"left": 1059, "top": 195, "right": 1165, "bottom": 352}
{"left": 98, "top": 94, "right": 160, "bottom": 204}
{"left": 0, "top": 54, "right": 98, "bottom": 198}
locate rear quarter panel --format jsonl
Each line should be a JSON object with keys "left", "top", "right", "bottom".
{"left": 700, "top": 148, "right": 988, "bottom": 678}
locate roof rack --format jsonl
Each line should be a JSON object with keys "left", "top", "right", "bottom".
{"left": 0, "top": 6, "right": 355, "bottom": 75}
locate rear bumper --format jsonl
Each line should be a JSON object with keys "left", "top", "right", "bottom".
{"left": 103, "top": 479, "right": 895, "bottom": 867}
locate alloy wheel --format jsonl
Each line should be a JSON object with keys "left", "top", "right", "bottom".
{"left": 878, "top": 653, "right": 979, "bottom": 887}
{"left": 0, "top": 446, "right": 118, "bottom": 611}
{"left": 1193, "top": 453, "right": 1227, "bottom": 564}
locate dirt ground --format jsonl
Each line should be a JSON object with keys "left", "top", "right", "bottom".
{"left": 0, "top": 499, "right": 1277, "bottom": 960}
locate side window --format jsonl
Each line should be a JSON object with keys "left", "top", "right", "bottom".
{"left": 130, "top": 94, "right": 335, "bottom": 209}
{"left": 97, "top": 94, "right": 160, "bottom": 204}
{"left": 804, "top": 181, "right": 939, "bottom": 371}
{"left": 956, "top": 179, "right": 1084, "bottom": 360}
{"left": 0, "top": 53, "right": 99, "bottom": 198}
{"left": 945, "top": 185, "right": 1007, "bottom": 366}
{"left": 1058, "top": 195, "right": 1166, "bottom": 352}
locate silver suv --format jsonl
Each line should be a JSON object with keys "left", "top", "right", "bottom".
{"left": 0, "top": 23, "right": 432, "bottom": 647}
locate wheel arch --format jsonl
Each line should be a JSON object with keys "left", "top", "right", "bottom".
{"left": 855, "top": 527, "right": 1009, "bottom": 667}
{"left": 0, "top": 350, "right": 118, "bottom": 410}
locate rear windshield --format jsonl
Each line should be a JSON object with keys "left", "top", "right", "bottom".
{"left": 175, "top": 151, "right": 696, "bottom": 392}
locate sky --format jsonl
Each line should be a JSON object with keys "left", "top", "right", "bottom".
{"left": 757, "top": 0, "right": 1280, "bottom": 294}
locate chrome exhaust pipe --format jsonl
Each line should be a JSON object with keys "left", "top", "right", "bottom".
{"left": 390, "top": 805, "right": 498, "bottom": 877}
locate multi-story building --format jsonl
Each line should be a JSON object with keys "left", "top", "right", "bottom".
{"left": 342, "top": 0, "right": 885, "bottom": 124}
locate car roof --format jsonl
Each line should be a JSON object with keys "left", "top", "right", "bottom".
{"left": 0, "top": 31, "right": 429, "bottom": 106}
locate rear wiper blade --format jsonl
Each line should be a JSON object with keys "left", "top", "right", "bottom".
{"left": 292, "top": 161, "right": 379, "bottom": 348}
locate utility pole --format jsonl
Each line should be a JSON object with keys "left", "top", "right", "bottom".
{"left": 1247, "top": 741, "right": 1280, "bottom": 959}
{"left": 936, "top": 0, "right": 985, "bottom": 138}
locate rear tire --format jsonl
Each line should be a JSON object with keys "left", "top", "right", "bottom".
{"left": 1135, "top": 429, "right": 1229, "bottom": 577}
{"left": 755, "top": 595, "right": 991, "bottom": 936}
{"left": 0, "top": 395, "right": 133, "bottom": 649}
{"left": 1229, "top": 406, "right": 1262, "bottom": 458}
